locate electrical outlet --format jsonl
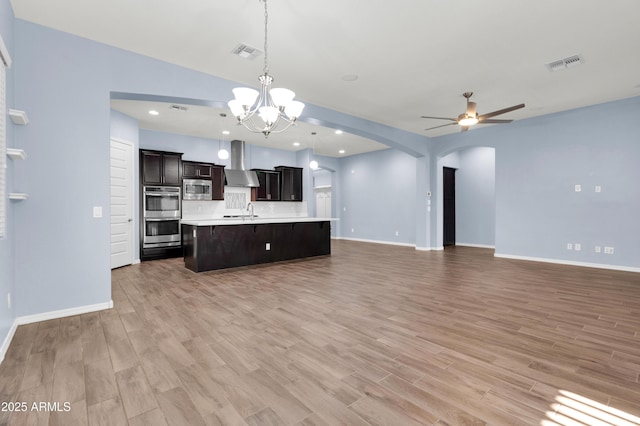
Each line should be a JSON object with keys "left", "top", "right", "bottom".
{"left": 567, "top": 243, "right": 573, "bottom": 250}
{"left": 574, "top": 184, "right": 582, "bottom": 192}
{"left": 395, "top": 231, "right": 399, "bottom": 236}
{"left": 595, "top": 245, "right": 601, "bottom": 253}
{"left": 7, "top": 292, "right": 11, "bottom": 310}
{"left": 351, "top": 228, "right": 355, "bottom": 233}
{"left": 93, "top": 206, "right": 102, "bottom": 218}
{"left": 604, "top": 246, "right": 614, "bottom": 254}
{"left": 265, "top": 243, "right": 271, "bottom": 251}
{"left": 574, "top": 243, "right": 581, "bottom": 251}
{"left": 595, "top": 185, "right": 602, "bottom": 193}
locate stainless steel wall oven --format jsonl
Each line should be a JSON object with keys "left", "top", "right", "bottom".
{"left": 142, "top": 186, "right": 181, "bottom": 248}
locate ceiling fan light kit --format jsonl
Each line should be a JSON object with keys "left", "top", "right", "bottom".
{"left": 228, "top": 0, "right": 305, "bottom": 138}
{"left": 422, "top": 92, "right": 524, "bottom": 132}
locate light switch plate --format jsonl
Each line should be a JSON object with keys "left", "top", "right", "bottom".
{"left": 93, "top": 206, "right": 102, "bottom": 218}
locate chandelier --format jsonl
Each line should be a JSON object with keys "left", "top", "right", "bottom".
{"left": 228, "top": 0, "right": 305, "bottom": 137}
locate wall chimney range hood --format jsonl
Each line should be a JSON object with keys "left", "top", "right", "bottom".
{"left": 224, "top": 140, "right": 259, "bottom": 187}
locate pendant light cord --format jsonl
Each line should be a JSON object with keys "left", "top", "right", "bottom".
{"left": 262, "top": 0, "right": 269, "bottom": 76}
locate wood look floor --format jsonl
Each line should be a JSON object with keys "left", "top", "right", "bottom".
{"left": 2, "top": 241, "right": 640, "bottom": 426}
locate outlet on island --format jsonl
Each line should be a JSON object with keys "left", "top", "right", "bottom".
{"left": 266, "top": 243, "right": 271, "bottom": 251}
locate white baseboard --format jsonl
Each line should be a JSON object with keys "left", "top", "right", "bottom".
{"left": 0, "top": 300, "right": 113, "bottom": 365}
{"left": 416, "top": 246, "right": 444, "bottom": 251}
{"left": 335, "top": 236, "right": 415, "bottom": 248}
{"left": 0, "top": 320, "right": 19, "bottom": 365}
{"left": 456, "top": 243, "right": 496, "bottom": 249}
{"left": 494, "top": 253, "right": 640, "bottom": 273}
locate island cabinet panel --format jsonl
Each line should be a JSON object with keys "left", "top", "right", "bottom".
{"left": 182, "top": 221, "right": 331, "bottom": 272}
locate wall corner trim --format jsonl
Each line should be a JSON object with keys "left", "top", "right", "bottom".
{"left": 0, "top": 33, "right": 11, "bottom": 68}
{"left": 0, "top": 300, "right": 114, "bottom": 365}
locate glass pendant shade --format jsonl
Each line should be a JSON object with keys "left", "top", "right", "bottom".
{"left": 258, "top": 106, "right": 279, "bottom": 124}
{"left": 270, "top": 88, "right": 295, "bottom": 108}
{"left": 285, "top": 101, "right": 305, "bottom": 119}
{"left": 232, "top": 87, "right": 260, "bottom": 107}
{"left": 309, "top": 160, "right": 319, "bottom": 170}
{"left": 218, "top": 149, "right": 229, "bottom": 160}
{"left": 227, "top": 100, "right": 245, "bottom": 118}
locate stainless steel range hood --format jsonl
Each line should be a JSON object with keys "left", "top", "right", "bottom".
{"left": 224, "top": 140, "right": 259, "bottom": 187}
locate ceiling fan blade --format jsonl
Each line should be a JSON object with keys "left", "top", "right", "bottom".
{"left": 425, "top": 122, "right": 458, "bottom": 131}
{"left": 479, "top": 118, "right": 513, "bottom": 124}
{"left": 421, "top": 116, "right": 457, "bottom": 122}
{"left": 478, "top": 103, "right": 525, "bottom": 120}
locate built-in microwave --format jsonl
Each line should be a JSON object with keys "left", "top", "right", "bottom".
{"left": 183, "top": 179, "right": 213, "bottom": 201}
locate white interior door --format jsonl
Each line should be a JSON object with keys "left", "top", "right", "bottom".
{"left": 110, "top": 138, "right": 134, "bottom": 269}
{"left": 315, "top": 187, "right": 332, "bottom": 218}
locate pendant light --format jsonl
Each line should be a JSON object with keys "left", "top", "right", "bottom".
{"left": 228, "top": 0, "right": 305, "bottom": 138}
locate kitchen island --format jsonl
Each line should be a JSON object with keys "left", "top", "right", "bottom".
{"left": 181, "top": 217, "right": 335, "bottom": 272}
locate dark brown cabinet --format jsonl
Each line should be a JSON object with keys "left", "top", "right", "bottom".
{"left": 275, "top": 166, "right": 303, "bottom": 201}
{"left": 183, "top": 221, "right": 331, "bottom": 272}
{"left": 140, "top": 150, "right": 182, "bottom": 186}
{"left": 252, "top": 169, "right": 280, "bottom": 201}
{"left": 183, "top": 161, "right": 225, "bottom": 200}
{"left": 211, "top": 165, "right": 225, "bottom": 200}
{"left": 183, "top": 161, "right": 212, "bottom": 179}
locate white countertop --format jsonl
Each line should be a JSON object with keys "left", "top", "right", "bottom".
{"left": 181, "top": 217, "right": 339, "bottom": 226}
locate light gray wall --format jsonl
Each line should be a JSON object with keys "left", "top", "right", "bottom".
{"left": 456, "top": 147, "right": 495, "bottom": 247}
{"left": 139, "top": 129, "right": 297, "bottom": 170}
{"left": 338, "top": 148, "right": 416, "bottom": 244}
{"left": 431, "top": 96, "right": 640, "bottom": 268}
{"left": 0, "top": 0, "right": 15, "bottom": 351}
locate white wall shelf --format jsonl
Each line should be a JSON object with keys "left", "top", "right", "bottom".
{"left": 9, "top": 193, "right": 28, "bottom": 201}
{"left": 6, "top": 148, "right": 27, "bottom": 160}
{"left": 8, "top": 109, "right": 29, "bottom": 125}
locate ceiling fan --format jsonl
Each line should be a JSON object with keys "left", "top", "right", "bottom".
{"left": 422, "top": 92, "right": 525, "bottom": 132}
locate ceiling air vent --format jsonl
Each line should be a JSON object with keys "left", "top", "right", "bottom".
{"left": 231, "top": 43, "right": 262, "bottom": 60}
{"left": 546, "top": 54, "right": 584, "bottom": 72}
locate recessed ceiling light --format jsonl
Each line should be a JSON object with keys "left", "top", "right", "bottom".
{"left": 293, "top": 142, "right": 300, "bottom": 146}
{"left": 222, "top": 130, "right": 230, "bottom": 135}
{"left": 335, "top": 130, "right": 343, "bottom": 135}
{"left": 148, "top": 110, "right": 159, "bottom": 116}
{"left": 342, "top": 74, "right": 359, "bottom": 82}
{"left": 339, "top": 150, "right": 345, "bottom": 154}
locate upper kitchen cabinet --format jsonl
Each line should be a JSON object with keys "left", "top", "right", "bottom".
{"left": 140, "top": 150, "right": 183, "bottom": 186}
{"left": 275, "top": 166, "right": 303, "bottom": 201}
{"left": 211, "top": 164, "right": 225, "bottom": 200}
{"left": 252, "top": 169, "right": 281, "bottom": 201}
{"left": 183, "top": 161, "right": 212, "bottom": 179}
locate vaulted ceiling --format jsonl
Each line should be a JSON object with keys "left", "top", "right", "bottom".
{"left": 11, "top": 0, "right": 640, "bottom": 155}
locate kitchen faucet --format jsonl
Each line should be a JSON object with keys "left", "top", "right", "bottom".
{"left": 246, "top": 202, "right": 254, "bottom": 221}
